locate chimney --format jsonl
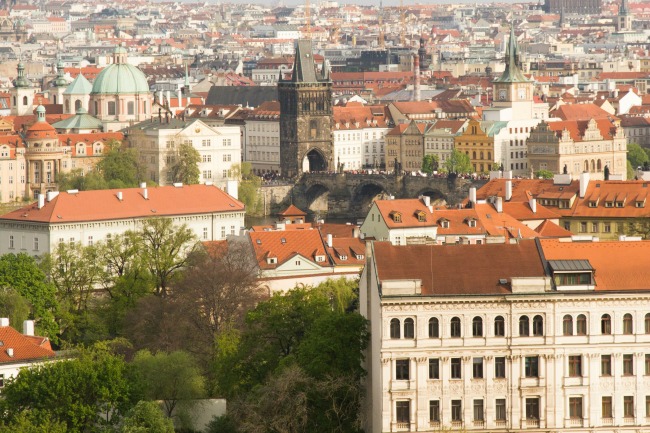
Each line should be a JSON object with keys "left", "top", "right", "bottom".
{"left": 469, "top": 187, "right": 477, "bottom": 206}
{"left": 353, "top": 226, "right": 360, "bottom": 238}
{"left": 23, "top": 320, "right": 34, "bottom": 336}
{"left": 143, "top": 188, "right": 148, "bottom": 200}
{"left": 504, "top": 170, "right": 513, "bottom": 180}
{"left": 422, "top": 195, "right": 430, "bottom": 207}
{"left": 529, "top": 197, "right": 537, "bottom": 213}
{"left": 327, "top": 233, "right": 333, "bottom": 248}
{"left": 46, "top": 191, "right": 59, "bottom": 202}
{"left": 226, "top": 179, "right": 238, "bottom": 200}
{"left": 413, "top": 54, "right": 421, "bottom": 102}
{"left": 140, "top": 182, "right": 147, "bottom": 188}
{"left": 0, "top": 318, "right": 8, "bottom": 327}
{"left": 117, "top": 191, "right": 123, "bottom": 201}
{"left": 38, "top": 193, "right": 45, "bottom": 209}
{"left": 505, "top": 180, "right": 512, "bottom": 201}
{"left": 579, "top": 172, "right": 590, "bottom": 198}
{"left": 496, "top": 196, "right": 503, "bottom": 213}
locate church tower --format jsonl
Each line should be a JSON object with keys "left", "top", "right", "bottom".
{"left": 278, "top": 40, "right": 333, "bottom": 178}
{"left": 618, "top": 0, "right": 633, "bottom": 31}
{"left": 51, "top": 59, "right": 67, "bottom": 107}
{"left": 10, "top": 62, "right": 36, "bottom": 116}
{"left": 492, "top": 24, "right": 534, "bottom": 121}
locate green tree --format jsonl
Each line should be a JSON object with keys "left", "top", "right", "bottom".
{"left": 421, "top": 154, "right": 439, "bottom": 174}
{"left": 627, "top": 159, "right": 636, "bottom": 180}
{"left": 534, "top": 169, "right": 554, "bottom": 179}
{"left": 139, "top": 218, "right": 197, "bottom": 297}
{"left": 443, "top": 149, "right": 472, "bottom": 174}
{"left": 0, "top": 254, "right": 59, "bottom": 341}
{"left": 627, "top": 143, "right": 649, "bottom": 170}
{"left": 130, "top": 350, "right": 206, "bottom": 418}
{"left": 97, "top": 141, "right": 144, "bottom": 188}
{"left": 0, "top": 289, "right": 30, "bottom": 335}
{"left": 58, "top": 169, "right": 108, "bottom": 191}
{"left": 235, "top": 163, "right": 262, "bottom": 215}
{"left": 0, "top": 412, "right": 67, "bottom": 433}
{"left": 118, "top": 401, "right": 174, "bottom": 433}
{"left": 170, "top": 143, "right": 201, "bottom": 185}
{"left": 0, "top": 345, "right": 135, "bottom": 433}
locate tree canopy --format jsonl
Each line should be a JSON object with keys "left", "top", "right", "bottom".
{"left": 443, "top": 149, "right": 472, "bottom": 174}
{"left": 170, "top": 143, "right": 201, "bottom": 185}
{"left": 421, "top": 154, "right": 439, "bottom": 174}
{"left": 627, "top": 143, "right": 649, "bottom": 170}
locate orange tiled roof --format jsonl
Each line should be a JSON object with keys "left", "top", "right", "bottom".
{"left": 534, "top": 219, "right": 574, "bottom": 237}
{"left": 570, "top": 181, "right": 650, "bottom": 218}
{"left": 375, "top": 199, "right": 435, "bottom": 229}
{"left": 249, "top": 229, "right": 328, "bottom": 270}
{"left": 540, "top": 239, "right": 650, "bottom": 291}
{"left": 0, "top": 326, "right": 55, "bottom": 364}
{"left": 0, "top": 184, "right": 244, "bottom": 224}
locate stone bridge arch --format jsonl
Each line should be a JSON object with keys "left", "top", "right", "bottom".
{"left": 304, "top": 182, "right": 330, "bottom": 213}
{"left": 352, "top": 181, "right": 389, "bottom": 214}
{"left": 414, "top": 188, "right": 448, "bottom": 206}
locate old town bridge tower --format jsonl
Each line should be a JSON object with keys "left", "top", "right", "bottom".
{"left": 278, "top": 40, "right": 333, "bottom": 178}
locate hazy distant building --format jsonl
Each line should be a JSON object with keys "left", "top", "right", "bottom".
{"left": 543, "top": 0, "right": 601, "bottom": 14}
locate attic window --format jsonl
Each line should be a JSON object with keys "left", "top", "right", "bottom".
{"left": 315, "top": 255, "right": 325, "bottom": 262}
{"left": 280, "top": 238, "right": 286, "bottom": 244}
{"left": 615, "top": 201, "right": 625, "bottom": 208}
{"left": 339, "top": 254, "right": 348, "bottom": 260}
{"left": 389, "top": 211, "right": 402, "bottom": 223}
{"left": 256, "top": 239, "right": 261, "bottom": 244}
{"left": 548, "top": 260, "right": 594, "bottom": 290}
{"left": 588, "top": 201, "right": 597, "bottom": 208}
{"left": 605, "top": 201, "right": 614, "bottom": 208}
{"left": 467, "top": 219, "right": 477, "bottom": 228}
{"left": 415, "top": 210, "right": 426, "bottom": 222}
{"left": 636, "top": 200, "right": 645, "bottom": 208}
{"left": 267, "top": 257, "right": 277, "bottom": 264}
{"left": 439, "top": 219, "right": 450, "bottom": 229}
{"left": 356, "top": 254, "right": 364, "bottom": 260}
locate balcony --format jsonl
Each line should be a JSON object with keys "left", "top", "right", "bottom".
{"left": 623, "top": 417, "right": 635, "bottom": 425}
{"left": 601, "top": 417, "right": 613, "bottom": 426}
{"left": 473, "top": 420, "right": 485, "bottom": 428}
{"left": 451, "top": 421, "right": 463, "bottom": 429}
{"left": 568, "top": 418, "right": 583, "bottom": 427}
{"left": 429, "top": 421, "right": 440, "bottom": 430}
{"left": 526, "top": 419, "right": 540, "bottom": 428}
{"left": 495, "top": 420, "right": 507, "bottom": 428}
{"left": 394, "top": 422, "right": 410, "bottom": 431}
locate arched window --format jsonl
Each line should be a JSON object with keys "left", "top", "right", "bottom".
{"left": 601, "top": 314, "right": 611, "bottom": 335}
{"left": 65, "top": 99, "right": 70, "bottom": 112}
{"left": 75, "top": 99, "right": 81, "bottom": 111}
{"left": 107, "top": 101, "right": 116, "bottom": 116}
{"left": 472, "top": 151, "right": 477, "bottom": 159}
{"left": 390, "top": 318, "right": 400, "bottom": 339}
{"left": 450, "top": 317, "right": 461, "bottom": 338}
{"left": 623, "top": 313, "right": 633, "bottom": 335}
{"left": 52, "top": 95, "right": 57, "bottom": 104}
{"left": 94, "top": 101, "right": 99, "bottom": 115}
{"left": 404, "top": 318, "right": 415, "bottom": 339}
{"left": 576, "top": 314, "right": 587, "bottom": 335}
{"left": 533, "top": 315, "right": 544, "bottom": 336}
{"left": 563, "top": 315, "right": 573, "bottom": 336}
{"left": 22, "top": 96, "right": 28, "bottom": 105}
{"left": 429, "top": 317, "right": 439, "bottom": 338}
{"left": 472, "top": 316, "right": 483, "bottom": 337}
{"left": 494, "top": 316, "right": 505, "bottom": 336}
{"left": 645, "top": 313, "right": 650, "bottom": 334}
{"left": 519, "top": 316, "right": 529, "bottom": 336}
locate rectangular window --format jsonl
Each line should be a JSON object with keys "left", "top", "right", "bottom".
{"left": 451, "top": 358, "right": 462, "bottom": 379}
{"left": 580, "top": 222, "right": 587, "bottom": 233}
{"left": 647, "top": 396, "right": 650, "bottom": 418}
{"left": 624, "top": 396, "right": 634, "bottom": 418}
{"left": 87, "top": 235, "right": 93, "bottom": 246}
{"left": 429, "top": 358, "right": 440, "bottom": 379}
{"left": 8, "top": 235, "right": 13, "bottom": 249}
{"left": 429, "top": 400, "right": 440, "bottom": 422}
{"left": 602, "top": 396, "right": 613, "bottom": 418}
{"left": 0, "top": 374, "right": 3, "bottom": 388}
{"left": 396, "top": 359, "right": 410, "bottom": 380}
{"left": 473, "top": 358, "right": 484, "bottom": 379}
{"left": 495, "top": 357, "right": 506, "bottom": 378}
{"left": 203, "top": 227, "right": 208, "bottom": 240}
{"left": 569, "top": 397, "right": 583, "bottom": 419}
{"left": 451, "top": 400, "right": 462, "bottom": 421}
{"left": 525, "top": 356, "right": 539, "bottom": 378}
{"left": 33, "top": 237, "right": 39, "bottom": 251}
{"left": 221, "top": 226, "right": 226, "bottom": 238}
{"left": 396, "top": 401, "right": 410, "bottom": 423}
{"left": 230, "top": 225, "right": 235, "bottom": 235}
{"left": 473, "top": 399, "right": 484, "bottom": 421}
{"left": 646, "top": 354, "right": 650, "bottom": 376}
{"left": 525, "top": 397, "right": 540, "bottom": 419}
{"left": 496, "top": 399, "right": 506, "bottom": 421}
{"left": 591, "top": 222, "right": 598, "bottom": 233}
{"left": 223, "top": 154, "right": 232, "bottom": 162}
{"left": 624, "top": 354, "right": 634, "bottom": 376}
{"left": 601, "top": 355, "right": 612, "bottom": 376}
{"left": 569, "top": 356, "right": 582, "bottom": 377}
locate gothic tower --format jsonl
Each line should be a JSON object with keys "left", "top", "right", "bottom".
{"left": 492, "top": 24, "right": 534, "bottom": 121}
{"left": 278, "top": 40, "right": 333, "bottom": 178}
{"left": 618, "top": 0, "right": 633, "bottom": 31}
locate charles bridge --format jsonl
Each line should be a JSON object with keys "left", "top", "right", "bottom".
{"left": 283, "top": 172, "right": 488, "bottom": 218}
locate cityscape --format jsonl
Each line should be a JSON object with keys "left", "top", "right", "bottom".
{"left": 0, "top": 0, "right": 649, "bottom": 432}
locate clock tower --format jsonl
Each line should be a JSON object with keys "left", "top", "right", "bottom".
{"left": 493, "top": 25, "right": 534, "bottom": 121}
{"left": 278, "top": 40, "right": 333, "bottom": 178}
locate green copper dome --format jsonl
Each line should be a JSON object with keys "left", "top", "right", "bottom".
{"left": 90, "top": 47, "right": 150, "bottom": 95}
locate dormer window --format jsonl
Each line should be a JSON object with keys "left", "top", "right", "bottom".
{"left": 549, "top": 260, "right": 594, "bottom": 290}
{"left": 636, "top": 200, "right": 645, "bottom": 208}
{"left": 438, "top": 219, "right": 450, "bottom": 229}
{"left": 315, "top": 255, "right": 325, "bottom": 262}
{"left": 415, "top": 210, "right": 426, "bottom": 222}
{"left": 389, "top": 211, "right": 402, "bottom": 223}
{"left": 267, "top": 257, "right": 277, "bottom": 264}
{"left": 588, "top": 201, "right": 597, "bottom": 208}
{"left": 615, "top": 201, "right": 625, "bottom": 208}
{"left": 465, "top": 218, "right": 477, "bottom": 228}
{"left": 339, "top": 254, "right": 348, "bottom": 260}
{"left": 605, "top": 201, "right": 613, "bottom": 208}
{"left": 356, "top": 254, "right": 364, "bottom": 260}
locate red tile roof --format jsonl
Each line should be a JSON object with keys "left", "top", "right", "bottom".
{"left": 540, "top": 239, "right": 650, "bottom": 291}
{"left": 249, "top": 229, "right": 328, "bottom": 270}
{"left": 374, "top": 199, "right": 435, "bottom": 228}
{"left": 373, "top": 240, "right": 545, "bottom": 295}
{"left": 534, "top": 219, "right": 574, "bottom": 237}
{"left": 550, "top": 103, "right": 616, "bottom": 121}
{"left": 0, "top": 184, "right": 244, "bottom": 224}
{"left": 0, "top": 326, "right": 55, "bottom": 364}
